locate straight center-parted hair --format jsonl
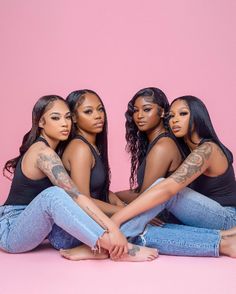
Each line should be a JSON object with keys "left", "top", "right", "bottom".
{"left": 66, "top": 89, "right": 110, "bottom": 201}
{"left": 170, "top": 95, "right": 233, "bottom": 163}
{"left": 3, "top": 95, "right": 67, "bottom": 179}
{"left": 125, "top": 87, "right": 170, "bottom": 190}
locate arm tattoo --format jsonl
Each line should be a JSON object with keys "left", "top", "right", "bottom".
{"left": 170, "top": 143, "right": 212, "bottom": 184}
{"left": 85, "top": 206, "right": 108, "bottom": 230}
{"left": 128, "top": 245, "right": 140, "bottom": 256}
{"left": 37, "top": 152, "right": 79, "bottom": 200}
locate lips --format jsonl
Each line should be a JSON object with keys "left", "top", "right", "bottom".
{"left": 60, "top": 130, "right": 70, "bottom": 136}
{"left": 171, "top": 125, "right": 181, "bottom": 132}
{"left": 94, "top": 122, "right": 104, "bottom": 128}
{"left": 137, "top": 121, "right": 146, "bottom": 127}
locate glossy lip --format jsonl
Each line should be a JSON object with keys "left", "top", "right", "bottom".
{"left": 60, "top": 130, "right": 70, "bottom": 136}
{"left": 171, "top": 125, "right": 181, "bottom": 132}
{"left": 93, "top": 122, "right": 104, "bottom": 128}
{"left": 136, "top": 121, "right": 146, "bottom": 126}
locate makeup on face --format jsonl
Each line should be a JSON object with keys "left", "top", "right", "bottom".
{"left": 169, "top": 100, "right": 190, "bottom": 137}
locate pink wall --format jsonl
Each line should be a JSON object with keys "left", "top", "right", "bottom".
{"left": 1, "top": 0, "right": 236, "bottom": 203}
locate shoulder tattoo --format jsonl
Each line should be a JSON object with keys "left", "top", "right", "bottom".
{"left": 169, "top": 143, "right": 212, "bottom": 183}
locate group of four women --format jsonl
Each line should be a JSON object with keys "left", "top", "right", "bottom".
{"left": 1, "top": 87, "right": 236, "bottom": 261}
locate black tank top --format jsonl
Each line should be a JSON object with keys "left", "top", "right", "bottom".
{"left": 4, "top": 137, "right": 53, "bottom": 205}
{"left": 74, "top": 135, "right": 108, "bottom": 202}
{"left": 189, "top": 141, "right": 236, "bottom": 206}
{"left": 137, "top": 132, "right": 177, "bottom": 190}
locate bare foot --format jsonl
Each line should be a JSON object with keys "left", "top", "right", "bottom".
{"left": 221, "top": 226, "right": 236, "bottom": 238}
{"left": 60, "top": 244, "right": 109, "bottom": 261}
{"left": 112, "top": 244, "right": 158, "bottom": 262}
{"left": 220, "top": 234, "right": 236, "bottom": 258}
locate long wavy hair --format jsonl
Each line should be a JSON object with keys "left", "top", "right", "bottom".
{"left": 125, "top": 87, "right": 170, "bottom": 190}
{"left": 3, "top": 95, "right": 66, "bottom": 179}
{"left": 170, "top": 95, "right": 233, "bottom": 163}
{"left": 66, "top": 89, "right": 111, "bottom": 200}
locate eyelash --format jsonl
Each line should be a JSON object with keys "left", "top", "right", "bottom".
{"left": 133, "top": 108, "right": 152, "bottom": 113}
{"left": 169, "top": 112, "right": 189, "bottom": 118}
{"left": 84, "top": 108, "right": 104, "bottom": 114}
{"left": 51, "top": 115, "right": 72, "bottom": 120}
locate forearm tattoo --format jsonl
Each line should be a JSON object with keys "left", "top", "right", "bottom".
{"left": 128, "top": 245, "right": 140, "bottom": 256}
{"left": 85, "top": 205, "right": 108, "bottom": 230}
{"left": 37, "top": 152, "right": 79, "bottom": 200}
{"left": 170, "top": 143, "right": 212, "bottom": 184}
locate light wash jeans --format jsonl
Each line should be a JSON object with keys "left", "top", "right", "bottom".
{"left": 48, "top": 177, "right": 229, "bottom": 257}
{"left": 129, "top": 224, "right": 221, "bottom": 257}
{"left": 0, "top": 187, "right": 105, "bottom": 253}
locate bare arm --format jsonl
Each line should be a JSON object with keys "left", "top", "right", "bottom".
{"left": 111, "top": 142, "right": 213, "bottom": 226}
{"left": 36, "top": 145, "right": 122, "bottom": 233}
{"left": 116, "top": 139, "right": 175, "bottom": 203}
{"left": 115, "top": 190, "right": 139, "bottom": 204}
{"left": 138, "top": 140, "right": 174, "bottom": 192}
{"left": 64, "top": 140, "right": 123, "bottom": 215}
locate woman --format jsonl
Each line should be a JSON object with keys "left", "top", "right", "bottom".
{"left": 0, "top": 95, "right": 158, "bottom": 262}
{"left": 116, "top": 87, "right": 183, "bottom": 223}
{"left": 48, "top": 89, "right": 130, "bottom": 256}
{"left": 53, "top": 90, "right": 236, "bottom": 259}
{"left": 111, "top": 96, "right": 236, "bottom": 233}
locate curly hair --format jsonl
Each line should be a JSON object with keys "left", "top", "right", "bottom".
{"left": 125, "top": 87, "right": 170, "bottom": 190}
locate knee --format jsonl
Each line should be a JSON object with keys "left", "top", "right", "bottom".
{"left": 35, "top": 186, "right": 71, "bottom": 206}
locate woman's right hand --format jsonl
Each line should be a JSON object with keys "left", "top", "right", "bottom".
{"left": 108, "top": 228, "right": 128, "bottom": 259}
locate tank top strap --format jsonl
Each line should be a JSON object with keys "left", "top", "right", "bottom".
{"left": 74, "top": 135, "right": 99, "bottom": 158}
{"left": 147, "top": 132, "right": 170, "bottom": 153}
{"left": 36, "top": 136, "right": 50, "bottom": 147}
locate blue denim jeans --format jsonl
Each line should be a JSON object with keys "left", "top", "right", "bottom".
{"left": 129, "top": 224, "right": 221, "bottom": 257}
{"left": 0, "top": 187, "right": 105, "bottom": 253}
{"left": 133, "top": 178, "right": 236, "bottom": 230}
{"left": 48, "top": 178, "right": 236, "bottom": 252}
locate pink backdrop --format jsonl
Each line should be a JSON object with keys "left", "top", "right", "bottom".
{"left": 1, "top": 0, "right": 236, "bottom": 203}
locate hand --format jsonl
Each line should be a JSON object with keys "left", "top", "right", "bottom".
{"left": 109, "top": 191, "right": 126, "bottom": 207}
{"left": 108, "top": 229, "right": 128, "bottom": 259}
{"left": 149, "top": 217, "right": 165, "bottom": 227}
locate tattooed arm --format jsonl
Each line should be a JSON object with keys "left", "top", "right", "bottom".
{"left": 111, "top": 142, "right": 213, "bottom": 226}
{"left": 36, "top": 145, "right": 128, "bottom": 249}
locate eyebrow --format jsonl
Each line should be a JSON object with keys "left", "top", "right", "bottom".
{"left": 169, "top": 107, "right": 189, "bottom": 112}
{"left": 49, "top": 112, "right": 71, "bottom": 116}
{"left": 134, "top": 103, "right": 153, "bottom": 107}
{"left": 82, "top": 104, "right": 103, "bottom": 109}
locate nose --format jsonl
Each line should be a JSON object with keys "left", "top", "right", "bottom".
{"left": 171, "top": 115, "right": 179, "bottom": 123}
{"left": 94, "top": 110, "right": 102, "bottom": 119}
{"left": 61, "top": 117, "right": 69, "bottom": 127}
{"left": 137, "top": 110, "right": 144, "bottom": 119}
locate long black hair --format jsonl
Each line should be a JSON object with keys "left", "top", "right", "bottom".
{"left": 66, "top": 89, "right": 111, "bottom": 200}
{"left": 170, "top": 95, "right": 233, "bottom": 163}
{"left": 125, "top": 87, "right": 170, "bottom": 190}
{"left": 3, "top": 95, "right": 66, "bottom": 179}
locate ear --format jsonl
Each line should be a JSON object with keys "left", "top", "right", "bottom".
{"left": 159, "top": 108, "right": 165, "bottom": 118}
{"left": 39, "top": 117, "right": 44, "bottom": 128}
{"left": 72, "top": 113, "right": 77, "bottom": 124}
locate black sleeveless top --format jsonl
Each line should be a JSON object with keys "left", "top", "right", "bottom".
{"left": 73, "top": 135, "right": 108, "bottom": 202}
{"left": 137, "top": 132, "right": 177, "bottom": 191}
{"left": 189, "top": 141, "right": 236, "bottom": 207}
{"left": 4, "top": 137, "right": 53, "bottom": 206}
